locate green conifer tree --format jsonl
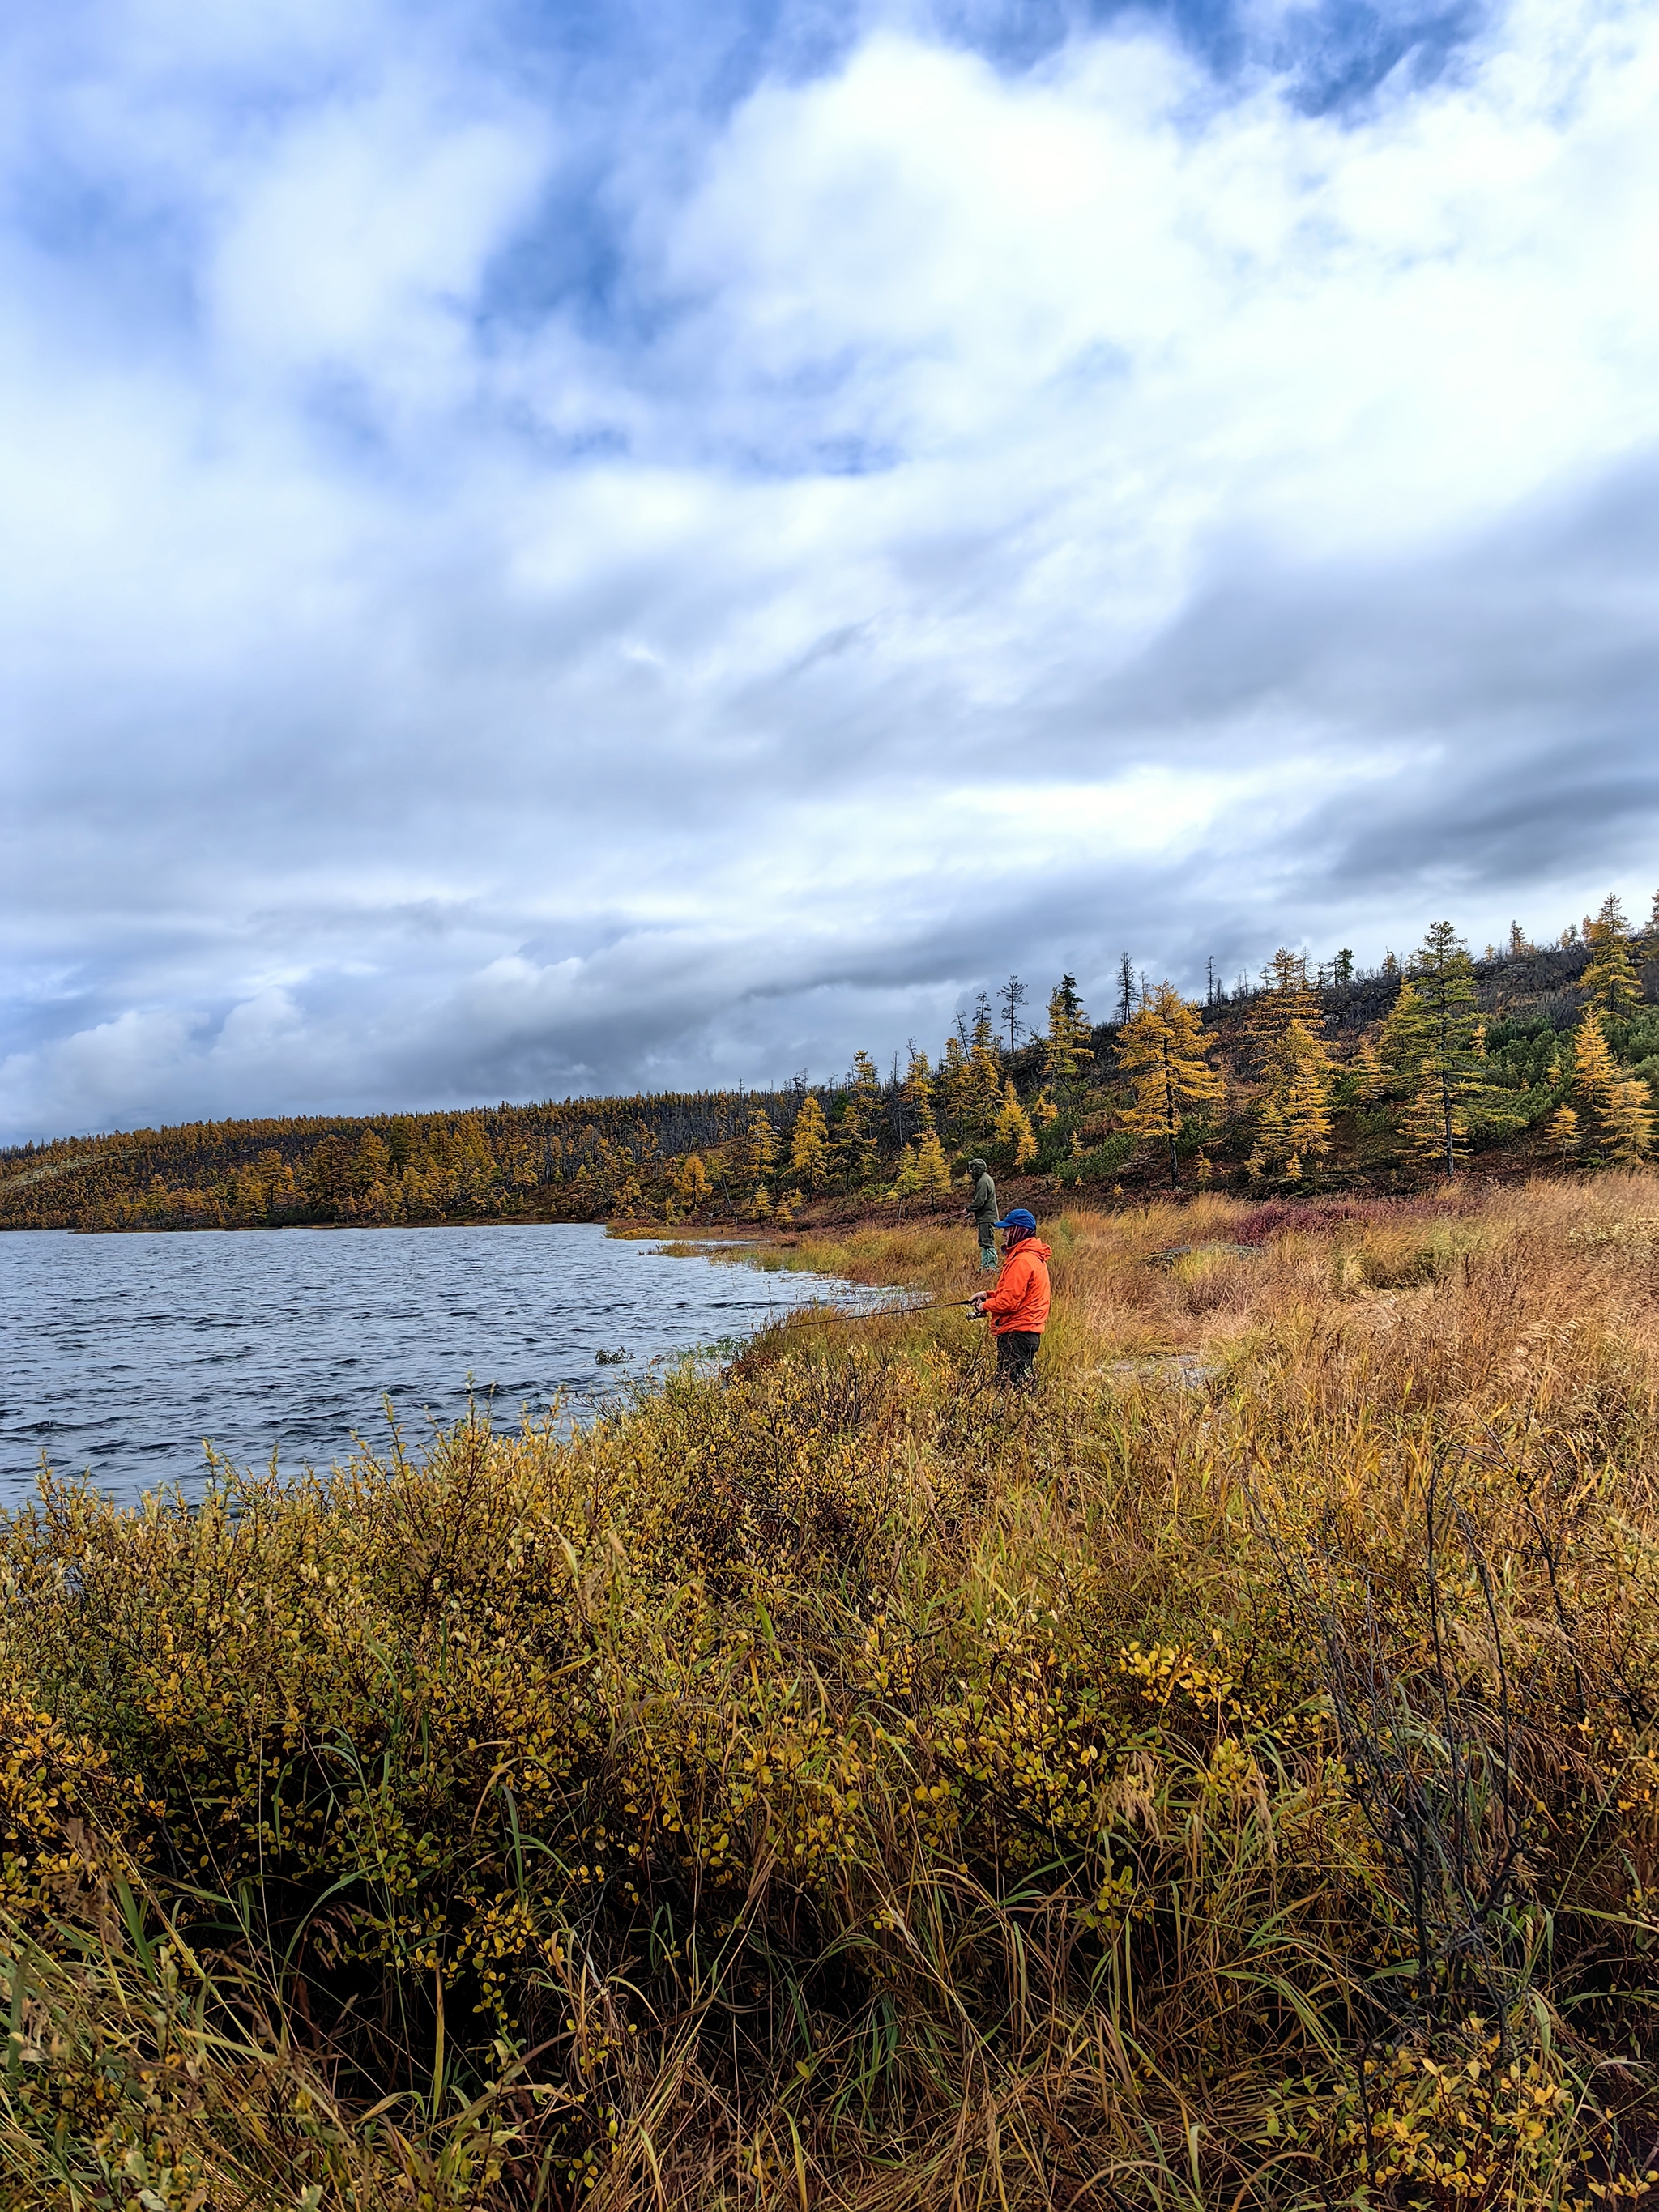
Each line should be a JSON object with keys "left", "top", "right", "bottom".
{"left": 1405, "top": 922, "right": 1482, "bottom": 1175}
{"left": 1401, "top": 1069, "right": 1469, "bottom": 1174}
{"left": 1377, "top": 978, "right": 1431, "bottom": 1095}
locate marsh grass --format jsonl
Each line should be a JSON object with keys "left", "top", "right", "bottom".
{"left": 6, "top": 1178, "right": 1659, "bottom": 2206}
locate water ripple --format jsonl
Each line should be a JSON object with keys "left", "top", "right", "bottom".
{"left": 0, "top": 1224, "right": 878, "bottom": 1507}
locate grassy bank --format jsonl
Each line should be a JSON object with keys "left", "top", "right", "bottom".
{"left": 6, "top": 1179, "right": 1659, "bottom": 2207}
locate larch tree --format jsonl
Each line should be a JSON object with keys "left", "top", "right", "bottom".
{"left": 835, "top": 1052, "right": 882, "bottom": 1188}
{"left": 1246, "top": 949, "right": 1324, "bottom": 1063}
{"left": 675, "top": 1153, "right": 712, "bottom": 1208}
{"left": 1581, "top": 894, "right": 1642, "bottom": 1016}
{"left": 891, "top": 1144, "right": 923, "bottom": 1207}
{"left": 901, "top": 1044, "right": 935, "bottom": 1136}
{"left": 969, "top": 999, "right": 1003, "bottom": 1130}
{"left": 1042, "top": 974, "right": 1094, "bottom": 1095}
{"left": 1569, "top": 1012, "right": 1653, "bottom": 1161}
{"left": 1351, "top": 1035, "right": 1385, "bottom": 1101}
{"left": 1572, "top": 1013, "right": 1619, "bottom": 1117}
{"left": 1247, "top": 951, "right": 1334, "bottom": 1171}
{"left": 916, "top": 1127, "right": 953, "bottom": 1197}
{"left": 1119, "top": 981, "right": 1223, "bottom": 1189}
{"left": 745, "top": 1108, "right": 778, "bottom": 1184}
{"left": 1279, "top": 1036, "right": 1335, "bottom": 1174}
{"left": 1604, "top": 1078, "right": 1656, "bottom": 1164}
{"left": 937, "top": 1035, "right": 970, "bottom": 1140}
{"left": 999, "top": 974, "right": 1029, "bottom": 1057}
{"left": 994, "top": 1080, "right": 1038, "bottom": 1167}
{"left": 787, "top": 1097, "right": 830, "bottom": 1190}
{"left": 1546, "top": 1103, "right": 1580, "bottom": 1162}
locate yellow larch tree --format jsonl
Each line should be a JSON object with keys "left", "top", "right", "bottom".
{"left": 1546, "top": 1103, "right": 1580, "bottom": 1162}
{"left": 937, "top": 1035, "right": 970, "bottom": 1141}
{"left": 836, "top": 1051, "right": 882, "bottom": 1187}
{"left": 675, "top": 1154, "right": 711, "bottom": 1209}
{"left": 1351, "top": 1035, "right": 1385, "bottom": 1101}
{"left": 915, "top": 1127, "right": 953, "bottom": 1197}
{"left": 1573, "top": 1012, "right": 1654, "bottom": 1162}
{"left": 787, "top": 1097, "right": 830, "bottom": 1190}
{"left": 1119, "top": 981, "right": 1223, "bottom": 1189}
{"left": 901, "top": 1044, "right": 935, "bottom": 1136}
{"left": 1603, "top": 1078, "right": 1655, "bottom": 1164}
{"left": 1246, "top": 949, "right": 1324, "bottom": 1063}
{"left": 1582, "top": 894, "right": 1642, "bottom": 1017}
{"left": 1042, "top": 974, "right": 1093, "bottom": 1095}
{"left": 994, "top": 1081, "right": 1038, "bottom": 1168}
{"left": 969, "top": 999, "right": 1003, "bottom": 1132}
{"left": 1573, "top": 1015, "right": 1619, "bottom": 1117}
{"left": 1247, "top": 951, "right": 1335, "bottom": 1171}
{"left": 1280, "top": 1042, "right": 1335, "bottom": 1172}
{"left": 745, "top": 1108, "right": 778, "bottom": 1183}
{"left": 891, "top": 1144, "right": 923, "bottom": 1208}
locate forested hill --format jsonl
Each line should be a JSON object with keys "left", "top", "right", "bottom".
{"left": 6, "top": 902, "right": 1659, "bottom": 1234}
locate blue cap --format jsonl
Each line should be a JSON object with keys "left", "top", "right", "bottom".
{"left": 993, "top": 1208, "right": 1038, "bottom": 1233}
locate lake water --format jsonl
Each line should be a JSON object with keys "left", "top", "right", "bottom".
{"left": 0, "top": 1225, "right": 890, "bottom": 1510}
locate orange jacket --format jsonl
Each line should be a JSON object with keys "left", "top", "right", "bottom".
{"left": 982, "top": 1237, "right": 1051, "bottom": 1336}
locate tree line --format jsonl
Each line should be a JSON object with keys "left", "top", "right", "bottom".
{"left": 3, "top": 894, "right": 1657, "bottom": 1233}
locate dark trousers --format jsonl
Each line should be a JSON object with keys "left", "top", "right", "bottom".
{"left": 995, "top": 1331, "right": 1042, "bottom": 1391}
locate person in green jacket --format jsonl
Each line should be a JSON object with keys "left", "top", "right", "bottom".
{"left": 966, "top": 1159, "right": 998, "bottom": 1270}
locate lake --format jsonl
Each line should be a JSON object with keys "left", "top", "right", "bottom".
{"left": 0, "top": 1224, "right": 889, "bottom": 1510}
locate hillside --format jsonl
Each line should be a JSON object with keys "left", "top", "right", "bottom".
{"left": 4, "top": 904, "right": 1657, "bottom": 1233}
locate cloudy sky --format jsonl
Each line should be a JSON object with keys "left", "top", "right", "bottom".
{"left": 3, "top": 0, "right": 1657, "bottom": 1141}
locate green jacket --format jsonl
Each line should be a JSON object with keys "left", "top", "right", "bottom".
{"left": 968, "top": 1164, "right": 997, "bottom": 1237}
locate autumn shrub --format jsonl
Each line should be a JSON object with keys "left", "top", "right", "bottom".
{"left": 6, "top": 1176, "right": 1659, "bottom": 2206}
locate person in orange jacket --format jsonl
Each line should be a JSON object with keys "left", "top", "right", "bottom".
{"left": 970, "top": 1207, "right": 1051, "bottom": 1391}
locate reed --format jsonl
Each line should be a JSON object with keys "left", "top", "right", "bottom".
{"left": 6, "top": 1175, "right": 1659, "bottom": 2206}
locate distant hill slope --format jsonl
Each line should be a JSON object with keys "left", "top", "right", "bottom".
{"left": 6, "top": 923, "right": 1657, "bottom": 1232}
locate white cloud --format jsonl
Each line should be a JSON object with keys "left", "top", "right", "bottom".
{"left": 2, "top": 0, "right": 1657, "bottom": 1140}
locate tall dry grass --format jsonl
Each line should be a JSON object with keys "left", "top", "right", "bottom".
{"left": 6, "top": 1175, "right": 1659, "bottom": 2207}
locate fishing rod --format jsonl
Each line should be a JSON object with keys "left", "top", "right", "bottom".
{"left": 786, "top": 1297, "right": 982, "bottom": 1324}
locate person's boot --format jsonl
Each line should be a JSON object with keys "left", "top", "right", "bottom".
{"left": 979, "top": 1247, "right": 997, "bottom": 1270}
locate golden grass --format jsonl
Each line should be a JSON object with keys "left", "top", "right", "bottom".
{"left": 6, "top": 1175, "right": 1659, "bottom": 2207}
